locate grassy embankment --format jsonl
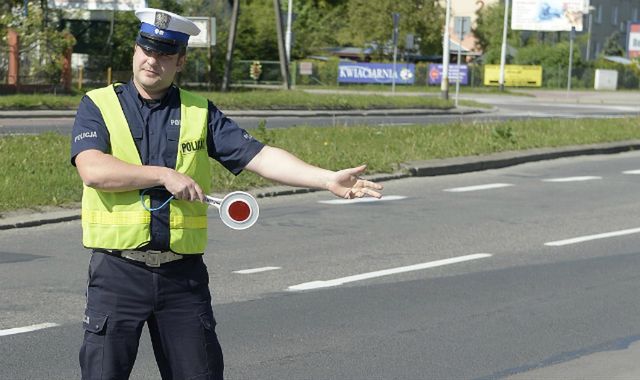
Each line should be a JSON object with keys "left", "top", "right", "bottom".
{"left": 2, "top": 117, "right": 640, "bottom": 213}
{"left": 0, "top": 89, "right": 479, "bottom": 110}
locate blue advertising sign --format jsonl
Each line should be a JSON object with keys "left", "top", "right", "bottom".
{"left": 428, "top": 64, "right": 469, "bottom": 85}
{"left": 338, "top": 63, "right": 416, "bottom": 84}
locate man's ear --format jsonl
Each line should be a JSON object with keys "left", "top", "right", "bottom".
{"left": 176, "top": 54, "right": 186, "bottom": 72}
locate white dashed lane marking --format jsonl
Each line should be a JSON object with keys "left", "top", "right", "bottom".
{"left": 542, "top": 176, "right": 602, "bottom": 182}
{"left": 287, "top": 254, "right": 493, "bottom": 291}
{"left": 623, "top": 170, "right": 640, "bottom": 175}
{"left": 545, "top": 227, "right": 640, "bottom": 247}
{"left": 233, "top": 267, "right": 281, "bottom": 274}
{"left": 318, "top": 195, "right": 407, "bottom": 205}
{"left": 443, "top": 183, "right": 513, "bottom": 193}
{"left": 0, "top": 323, "right": 59, "bottom": 337}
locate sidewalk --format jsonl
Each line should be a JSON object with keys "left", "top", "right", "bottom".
{"left": 2, "top": 139, "right": 639, "bottom": 231}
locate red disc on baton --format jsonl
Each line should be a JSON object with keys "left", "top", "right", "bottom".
{"left": 228, "top": 200, "right": 251, "bottom": 222}
{"left": 216, "top": 191, "right": 259, "bottom": 230}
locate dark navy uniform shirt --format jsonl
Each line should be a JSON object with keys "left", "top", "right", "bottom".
{"left": 71, "top": 80, "right": 264, "bottom": 251}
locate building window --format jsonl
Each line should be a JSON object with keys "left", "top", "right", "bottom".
{"left": 596, "top": 4, "right": 603, "bottom": 24}
{"left": 612, "top": 6, "right": 619, "bottom": 25}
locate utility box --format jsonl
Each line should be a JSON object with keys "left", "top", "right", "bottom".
{"left": 594, "top": 69, "right": 618, "bottom": 90}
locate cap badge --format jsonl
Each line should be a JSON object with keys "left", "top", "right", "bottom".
{"left": 154, "top": 12, "right": 171, "bottom": 29}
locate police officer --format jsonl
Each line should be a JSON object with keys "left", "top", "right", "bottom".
{"left": 71, "top": 7, "right": 383, "bottom": 380}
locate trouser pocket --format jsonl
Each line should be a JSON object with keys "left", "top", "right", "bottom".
{"left": 79, "top": 308, "right": 108, "bottom": 380}
{"left": 199, "top": 311, "right": 224, "bottom": 380}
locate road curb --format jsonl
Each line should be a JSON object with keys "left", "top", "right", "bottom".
{"left": 2, "top": 140, "right": 639, "bottom": 230}
{"left": 401, "top": 140, "right": 640, "bottom": 177}
{"left": 0, "top": 214, "right": 80, "bottom": 230}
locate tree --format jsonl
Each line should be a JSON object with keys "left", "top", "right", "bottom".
{"left": 337, "top": 0, "right": 443, "bottom": 59}
{"left": 603, "top": 32, "right": 625, "bottom": 57}
{"left": 515, "top": 40, "right": 581, "bottom": 68}
{"left": 0, "top": 1, "right": 76, "bottom": 85}
{"left": 473, "top": 1, "right": 519, "bottom": 64}
{"left": 235, "top": 0, "right": 279, "bottom": 60}
{"left": 290, "top": 0, "right": 348, "bottom": 59}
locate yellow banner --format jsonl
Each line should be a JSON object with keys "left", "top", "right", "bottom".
{"left": 484, "top": 65, "right": 542, "bottom": 87}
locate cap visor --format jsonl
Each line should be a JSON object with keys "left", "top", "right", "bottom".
{"left": 136, "top": 34, "right": 181, "bottom": 55}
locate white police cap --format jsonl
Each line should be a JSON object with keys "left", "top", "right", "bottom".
{"left": 134, "top": 8, "right": 200, "bottom": 54}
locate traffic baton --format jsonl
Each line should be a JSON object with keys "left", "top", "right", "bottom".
{"left": 205, "top": 191, "right": 259, "bottom": 230}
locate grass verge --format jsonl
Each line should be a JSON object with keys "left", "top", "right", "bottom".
{"left": 195, "top": 90, "right": 453, "bottom": 110}
{"left": 2, "top": 117, "right": 640, "bottom": 213}
{"left": 0, "top": 89, "right": 454, "bottom": 110}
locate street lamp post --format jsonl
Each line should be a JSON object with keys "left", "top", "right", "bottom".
{"left": 285, "top": 0, "right": 293, "bottom": 63}
{"left": 586, "top": 6, "right": 595, "bottom": 61}
{"left": 567, "top": 26, "right": 575, "bottom": 93}
{"left": 441, "top": 0, "right": 452, "bottom": 100}
{"left": 499, "top": 0, "right": 510, "bottom": 92}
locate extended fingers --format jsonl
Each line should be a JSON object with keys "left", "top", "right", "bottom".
{"left": 344, "top": 182, "right": 384, "bottom": 199}
{"left": 356, "top": 179, "right": 383, "bottom": 190}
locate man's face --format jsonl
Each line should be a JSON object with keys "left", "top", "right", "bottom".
{"left": 132, "top": 44, "right": 185, "bottom": 95}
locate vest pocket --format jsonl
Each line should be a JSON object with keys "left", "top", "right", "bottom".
{"left": 79, "top": 309, "right": 108, "bottom": 378}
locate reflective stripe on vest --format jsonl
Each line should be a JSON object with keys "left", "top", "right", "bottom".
{"left": 82, "top": 84, "right": 211, "bottom": 254}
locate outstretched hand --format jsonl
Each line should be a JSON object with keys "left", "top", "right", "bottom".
{"left": 326, "top": 165, "right": 384, "bottom": 199}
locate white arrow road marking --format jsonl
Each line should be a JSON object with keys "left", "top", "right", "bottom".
{"left": 542, "top": 176, "right": 601, "bottom": 182}
{"left": 444, "top": 183, "right": 513, "bottom": 192}
{"left": 318, "top": 195, "right": 407, "bottom": 205}
{"left": 233, "top": 266, "right": 281, "bottom": 274}
{"left": 0, "top": 323, "right": 59, "bottom": 337}
{"left": 287, "top": 253, "right": 493, "bottom": 291}
{"left": 545, "top": 227, "right": 640, "bottom": 247}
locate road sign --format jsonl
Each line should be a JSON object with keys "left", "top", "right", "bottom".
{"left": 187, "top": 17, "right": 216, "bottom": 47}
{"left": 454, "top": 16, "right": 471, "bottom": 39}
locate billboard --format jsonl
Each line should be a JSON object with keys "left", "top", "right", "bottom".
{"left": 337, "top": 63, "right": 415, "bottom": 84}
{"left": 427, "top": 64, "right": 469, "bottom": 85}
{"left": 484, "top": 65, "right": 542, "bottom": 87}
{"left": 628, "top": 23, "right": 640, "bottom": 59}
{"left": 48, "top": 0, "right": 146, "bottom": 10}
{"left": 511, "top": 0, "right": 587, "bottom": 31}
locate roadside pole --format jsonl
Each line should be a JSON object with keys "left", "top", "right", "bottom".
{"left": 441, "top": 0, "right": 451, "bottom": 100}
{"left": 567, "top": 26, "right": 575, "bottom": 93}
{"left": 499, "top": 0, "right": 510, "bottom": 91}
{"left": 285, "top": 0, "right": 293, "bottom": 63}
{"left": 222, "top": 0, "right": 240, "bottom": 92}
{"left": 273, "top": 0, "right": 291, "bottom": 89}
{"left": 454, "top": 16, "right": 469, "bottom": 108}
{"left": 392, "top": 12, "right": 400, "bottom": 94}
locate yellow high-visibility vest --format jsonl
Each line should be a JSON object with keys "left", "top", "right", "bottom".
{"left": 81, "top": 84, "right": 211, "bottom": 254}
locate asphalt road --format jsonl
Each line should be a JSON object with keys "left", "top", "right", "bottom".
{"left": 2, "top": 90, "right": 640, "bottom": 135}
{"left": 4, "top": 151, "right": 640, "bottom": 378}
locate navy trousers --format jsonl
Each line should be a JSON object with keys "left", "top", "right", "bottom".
{"left": 79, "top": 251, "right": 224, "bottom": 380}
